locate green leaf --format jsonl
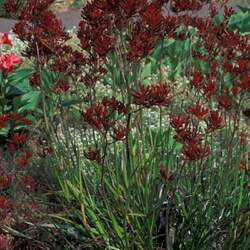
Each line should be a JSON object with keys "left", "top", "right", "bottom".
{"left": 110, "top": 215, "right": 124, "bottom": 239}
{"left": 224, "top": 73, "right": 233, "bottom": 88}
{"left": 213, "top": 15, "right": 224, "bottom": 26}
{"left": 141, "top": 62, "right": 151, "bottom": 83}
{"left": 62, "top": 98, "right": 82, "bottom": 107}
{"left": 7, "top": 68, "right": 34, "bottom": 85}
{"left": 6, "top": 80, "right": 32, "bottom": 97}
{"left": 16, "top": 90, "right": 41, "bottom": 112}
{"left": 237, "top": 5, "right": 250, "bottom": 13}
{"left": 0, "top": 126, "right": 10, "bottom": 136}
{"left": 41, "top": 68, "right": 57, "bottom": 90}
{"left": 228, "top": 12, "right": 250, "bottom": 33}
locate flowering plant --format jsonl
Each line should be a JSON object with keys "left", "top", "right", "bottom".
{"left": 0, "top": 0, "right": 249, "bottom": 249}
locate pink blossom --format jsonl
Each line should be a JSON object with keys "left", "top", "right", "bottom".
{"left": 0, "top": 53, "right": 21, "bottom": 72}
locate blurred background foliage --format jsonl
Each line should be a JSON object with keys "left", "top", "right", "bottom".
{"left": 0, "top": 0, "right": 86, "bottom": 18}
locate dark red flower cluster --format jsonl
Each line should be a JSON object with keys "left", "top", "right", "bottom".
{"left": 12, "top": 0, "right": 87, "bottom": 93}
{"left": 102, "top": 96, "right": 129, "bottom": 115}
{"left": 0, "top": 113, "right": 8, "bottom": 129}
{"left": 16, "top": 150, "right": 33, "bottom": 169}
{"left": 170, "top": 101, "right": 226, "bottom": 160}
{"left": 7, "top": 132, "right": 28, "bottom": 150}
{"left": 113, "top": 125, "right": 127, "bottom": 141}
{"left": 171, "top": 107, "right": 227, "bottom": 160}
{"left": 132, "top": 83, "right": 171, "bottom": 107}
{"left": 77, "top": 0, "right": 167, "bottom": 62}
{"left": 185, "top": 4, "right": 250, "bottom": 111}
{"left": 21, "top": 175, "right": 37, "bottom": 190}
{"left": 0, "top": 175, "right": 13, "bottom": 189}
{"left": 0, "top": 196, "right": 11, "bottom": 211}
{"left": 186, "top": 104, "right": 209, "bottom": 121}
{"left": 174, "top": 127, "right": 202, "bottom": 145}
{"left": 78, "top": 0, "right": 116, "bottom": 58}
{"left": 207, "top": 110, "right": 225, "bottom": 130}
{"left": 81, "top": 103, "right": 111, "bottom": 131}
{"left": 84, "top": 146, "right": 102, "bottom": 164}
{"left": 12, "top": 0, "right": 72, "bottom": 68}
{"left": 12, "top": 112, "right": 32, "bottom": 126}
{"left": 127, "top": 29, "right": 157, "bottom": 61}
{"left": 81, "top": 97, "right": 128, "bottom": 133}
{"left": 170, "top": 114, "right": 190, "bottom": 131}
{"left": 52, "top": 79, "right": 70, "bottom": 94}
{"left": 119, "top": 0, "right": 144, "bottom": 17}
{"left": 142, "top": 2, "right": 164, "bottom": 32}
{"left": 181, "top": 143, "right": 210, "bottom": 161}
{"left": 0, "top": 112, "right": 32, "bottom": 149}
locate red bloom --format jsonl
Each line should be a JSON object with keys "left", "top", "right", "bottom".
{"left": 240, "top": 132, "right": 247, "bottom": 145}
{"left": 174, "top": 128, "right": 202, "bottom": 144}
{"left": 84, "top": 147, "right": 101, "bottom": 163}
{"left": 132, "top": 83, "right": 171, "bottom": 107}
{"left": 52, "top": 79, "right": 70, "bottom": 94}
{"left": 240, "top": 77, "right": 250, "bottom": 91}
{"left": 236, "top": 59, "right": 248, "bottom": 74}
{"left": 191, "top": 71, "right": 203, "bottom": 88}
{"left": 231, "top": 85, "right": 241, "bottom": 95}
{"left": 88, "top": 8, "right": 103, "bottom": 22}
{"left": 182, "top": 143, "right": 210, "bottom": 161}
{"left": 102, "top": 97, "right": 129, "bottom": 115}
{"left": 0, "top": 33, "right": 12, "bottom": 46}
{"left": 93, "top": 35, "right": 114, "bottom": 57}
{"left": 16, "top": 150, "right": 33, "bottom": 169}
{"left": 7, "top": 133, "right": 28, "bottom": 150}
{"left": 0, "top": 196, "right": 11, "bottom": 210}
{"left": 160, "top": 165, "right": 173, "bottom": 183}
{"left": 202, "top": 80, "right": 217, "bottom": 99}
{"left": 142, "top": 3, "right": 164, "bottom": 31}
{"left": 0, "top": 175, "right": 12, "bottom": 189}
{"left": 240, "top": 159, "right": 246, "bottom": 171}
{"left": 207, "top": 110, "right": 225, "bottom": 130}
{"left": 186, "top": 104, "right": 209, "bottom": 120}
{"left": 21, "top": 176, "right": 37, "bottom": 190}
{"left": 170, "top": 114, "right": 190, "bottom": 131}
{"left": 81, "top": 103, "right": 111, "bottom": 131}
{"left": 9, "top": 133, "right": 28, "bottom": 145}
{"left": 0, "top": 53, "right": 21, "bottom": 72}
{"left": 113, "top": 126, "right": 126, "bottom": 141}
{"left": 11, "top": 112, "right": 23, "bottom": 122}
{"left": 0, "top": 113, "right": 9, "bottom": 129}
{"left": 217, "top": 95, "right": 232, "bottom": 110}
{"left": 11, "top": 112, "right": 32, "bottom": 126}
{"left": 120, "top": 0, "right": 143, "bottom": 17}
{"left": 78, "top": 21, "right": 90, "bottom": 50}
{"left": 128, "top": 31, "right": 156, "bottom": 61}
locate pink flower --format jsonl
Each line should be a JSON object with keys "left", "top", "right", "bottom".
{"left": 0, "top": 33, "right": 12, "bottom": 46}
{"left": 0, "top": 53, "right": 21, "bottom": 72}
